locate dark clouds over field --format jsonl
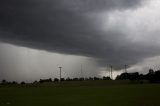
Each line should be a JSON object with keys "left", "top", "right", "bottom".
{"left": 0, "top": 0, "right": 160, "bottom": 72}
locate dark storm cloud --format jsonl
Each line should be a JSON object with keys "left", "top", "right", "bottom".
{"left": 0, "top": 0, "right": 152, "bottom": 69}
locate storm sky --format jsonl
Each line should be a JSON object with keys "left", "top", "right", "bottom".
{"left": 0, "top": 0, "right": 160, "bottom": 82}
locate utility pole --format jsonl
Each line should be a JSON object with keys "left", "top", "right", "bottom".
{"left": 110, "top": 65, "right": 113, "bottom": 79}
{"left": 81, "top": 64, "right": 83, "bottom": 78}
{"left": 59, "top": 66, "right": 62, "bottom": 82}
{"left": 124, "top": 65, "right": 128, "bottom": 73}
{"left": 106, "top": 65, "right": 109, "bottom": 77}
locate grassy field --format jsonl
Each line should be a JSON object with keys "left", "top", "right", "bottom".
{"left": 0, "top": 80, "right": 160, "bottom": 106}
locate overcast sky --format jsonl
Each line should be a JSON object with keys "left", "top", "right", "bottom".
{"left": 0, "top": 0, "right": 160, "bottom": 82}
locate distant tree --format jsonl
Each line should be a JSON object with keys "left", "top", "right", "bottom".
{"left": 85, "top": 78, "right": 89, "bottom": 80}
{"left": 146, "top": 69, "right": 155, "bottom": 82}
{"left": 94, "top": 77, "right": 100, "bottom": 80}
{"left": 115, "top": 68, "right": 160, "bottom": 83}
{"left": 2, "top": 80, "right": 6, "bottom": 84}
{"left": 33, "top": 80, "right": 38, "bottom": 84}
{"left": 40, "top": 78, "right": 52, "bottom": 83}
{"left": 79, "top": 77, "right": 85, "bottom": 81}
{"left": 116, "top": 73, "right": 129, "bottom": 80}
{"left": 66, "top": 77, "right": 72, "bottom": 81}
{"left": 60, "top": 78, "right": 65, "bottom": 81}
{"left": 89, "top": 77, "right": 94, "bottom": 80}
{"left": 73, "top": 78, "right": 79, "bottom": 81}
{"left": 103, "top": 76, "right": 111, "bottom": 80}
{"left": 154, "top": 70, "right": 160, "bottom": 82}
{"left": 54, "top": 78, "right": 59, "bottom": 82}
{"left": 116, "top": 75, "right": 120, "bottom": 80}
{"left": 149, "top": 69, "right": 154, "bottom": 74}
{"left": 116, "top": 72, "right": 139, "bottom": 80}
{"left": 11, "top": 81, "right": 18, "bottom": 85}
{"left": 129, "top": 72, "right": 139, "bottom": 80}
{"left": 21, "top": 81, "right": 25, "bottom": 85}
{"left": 139, "top": 74, "right": 146, "bottom": 80}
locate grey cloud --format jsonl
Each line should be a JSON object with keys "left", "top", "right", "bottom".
{"left": 0, "top": 0, "right": 152, "bottom": 69}
{"left": 60, "top": 0, "right": 145, "bottom": 12}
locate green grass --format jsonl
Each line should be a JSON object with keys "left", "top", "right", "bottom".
{"left": 0, "top": 80, "right": 160, "bottom": 106}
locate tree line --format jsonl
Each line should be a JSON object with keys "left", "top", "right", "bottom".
{"left": 116, "top": 69, "right": 160, "bottom": 83}
{"left": 0, "top": 77, "right": 112, "bottom": 85}
{"left": 1, "top": 68, "right": 160, "bottom": 85}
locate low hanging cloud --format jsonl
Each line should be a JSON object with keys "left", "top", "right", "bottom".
{"left": 1, "top": 0, "right": 159, "bottom": 70}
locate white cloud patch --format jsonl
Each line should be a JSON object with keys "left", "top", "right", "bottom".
{"left": 128, "top": 56, "right": 160, "bottom": 74}
{"left": 101, "top": 0, "right": 160, "bottom": 46}
{"left": 97, "top": 0, "right": 160, "bottom": 77}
